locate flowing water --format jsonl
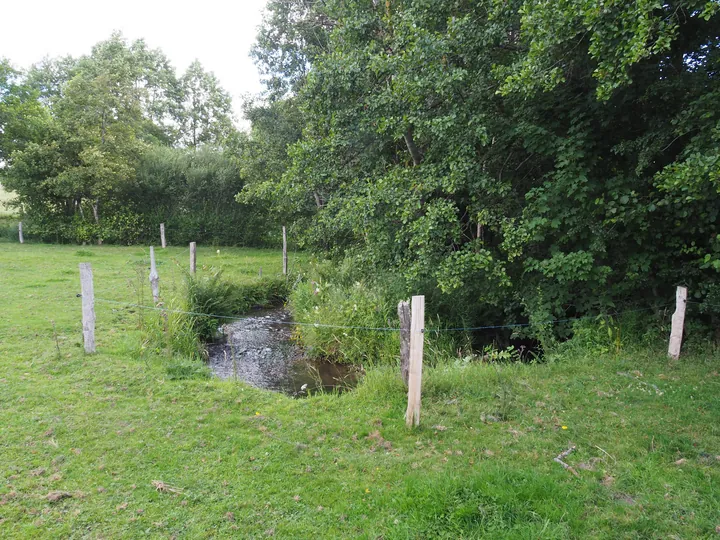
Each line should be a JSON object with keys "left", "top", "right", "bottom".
{"left": 207, "top": 308, "right": 358, "bottom": 396}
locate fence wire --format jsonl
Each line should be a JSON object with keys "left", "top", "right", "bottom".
{"left": 92, "top": 297, "right": 675, "bottom": 334}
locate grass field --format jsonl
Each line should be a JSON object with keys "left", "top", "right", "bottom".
{"left": 1, "top": 243, "right": 719, "bottom": 538}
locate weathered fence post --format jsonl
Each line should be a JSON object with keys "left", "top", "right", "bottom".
{"left": 190, "top": 242, "right": 197, "bottom": 274}
{"left": 405, "top": 295, "right": 425, "bottom": 427}
{"left": 398, "top": 300, "right": 411, "bottom": 386}
{"left": 282, "top": 226, "right": 288, "bottom": 275}
{"left": 149, "top": 246, "right": 160, "bottom": 303}
{"left": 160, "top": 223, "right": 166, "bottom": 248}
{"left": 79, "top": 263, "right": 96, "bottom": 353}
{"left": 18, "top": 222, "right": 23, "bottom": 244}
{"left": 259, "top": 267, "right": 263, "bottom": 278}
{"left": 668, "top": 286, "right": 688, "bottom": 360}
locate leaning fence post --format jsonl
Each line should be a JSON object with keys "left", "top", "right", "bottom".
{"left": 405, "top": 295, "right": 425, "bottom": 427}
{"left": 18, "top": 222, "right": 23, "bottom": 244}
{"left": 79, "top": 263, "right": 96, "bottom": 353}
{"left": 149, "top": 246, "right": 160, "bottom": 303}
{"left": 398, "top": 300, "right": 411, "bottom": 386}
{"left": 190, "top": 242, "right": 197, "bottom": 274}
{"left": 668, "top": 286, "right": 688, "bottom": 360}
{"left": 160, "top": 223, "right": 166, "bottom": 248}
{"left": 282, "top": 226, "right": 288, "bottom": 275}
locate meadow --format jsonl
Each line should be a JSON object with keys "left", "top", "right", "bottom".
{"left": 1, "top": 243, "right": 719, "bottom": 538}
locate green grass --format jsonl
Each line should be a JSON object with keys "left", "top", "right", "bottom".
{"left": 1, "top": 243, "right": 719, "bottom": 537}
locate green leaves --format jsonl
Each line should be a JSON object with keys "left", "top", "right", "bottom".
{"left": 178, "top": 61, "right": 236, "bottom": 148}
{"left": 2, "top": 33, "right": 250, "bottom": 245}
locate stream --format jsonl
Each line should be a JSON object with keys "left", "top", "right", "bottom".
{"left": 206, "top": 308, "right": 358, "bottom": 396}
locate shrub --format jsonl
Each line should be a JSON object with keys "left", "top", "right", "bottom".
{"left": 288, "top": 266, "right": 463, "bottom": 366}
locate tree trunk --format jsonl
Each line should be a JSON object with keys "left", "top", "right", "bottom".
{"left": 403, "top": 128, "right": 422, "bottom": 166}
{"left": 91, "top": 199, "right": 102, "bottom": 245}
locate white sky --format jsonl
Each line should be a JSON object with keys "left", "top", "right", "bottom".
{"left": 0, "top": 0, "right": 269, "bottom": 124}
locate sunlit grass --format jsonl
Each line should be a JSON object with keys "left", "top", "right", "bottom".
{"left": 1, "top": 243, "right": 719, "bottom": 537}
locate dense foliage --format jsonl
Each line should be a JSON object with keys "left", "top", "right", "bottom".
{"left": 244, "top": 0, "right": 720, "bottom": 339}
{"left": 0, "top": 33, "right": 270, "bottom": 245}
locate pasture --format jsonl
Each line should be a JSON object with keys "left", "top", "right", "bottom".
{"left": 1, "top": 243, "right": 719, "bottom": 537}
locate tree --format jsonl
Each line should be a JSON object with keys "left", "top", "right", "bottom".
{"left": 247, "top": 0, "right": 720, "bottom": 335}
{"left": 252, "top": 0, "right": 332, "bottom": 100}
{"left": 235, "top": 97, "right": 304, "bottom": 211}
{"left": 4, "top": 34, "right": 165, "bottom": 241}
{"left": 3, "top": 33, "right": 267, "bottom": 245}
{"left": 0, "top": 59, "right": 49, "bottom": 166}
{"left": 178, "top": 61, "right": 235, "bottom": 148}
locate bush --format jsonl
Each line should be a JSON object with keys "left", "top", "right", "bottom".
{"left": 288, "top": 262, "right": 462, "bottom": 366}
{"left": 290, "top": 278, "right": 400, "bottom": 365}
{"left": 0, "top": 217, "right": 19, "bottom": 242}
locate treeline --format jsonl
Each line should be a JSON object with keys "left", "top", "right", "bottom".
{"left": 3, "top": 3, "right": 720, "bottom": 340}
{"left": 0, "top": 33, "right": 273, "bottom": 245}
{"left": 241, "top": 0, "right": 720, "bottom": 338}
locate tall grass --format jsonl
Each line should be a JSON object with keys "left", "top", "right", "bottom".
{"left": 185, "top": 270, "right": 289, "bottom": 340}
{"left": 137, "top": 268, "right": 291, "bottom": 379}
{"left": 289, "top": 270, "right": 464, "bottom": 366}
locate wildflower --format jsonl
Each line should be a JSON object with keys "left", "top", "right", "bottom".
{"left": 561, "top": 426, "right": 568, "bottom": 430}
{"left": 216, "top": 249, "right": 220, "bottom": 255}
{"left": 365, "top": 488, "right": 370, "bottom": 493}
{"left": 255, "top": 412, "right": 261, "bottom": 416}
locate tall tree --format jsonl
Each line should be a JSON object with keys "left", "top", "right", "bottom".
{"left": 246, "top": 0, "right": 720, "bottom": 332}
{"left": 0, "top": 59, "right": 49, "bottom": 166}
{"left": 4, "top": 34, "right": 171, "bottom": 241}
{"left": 252, "top": 0, "right": 332, "bottom": 100}
{"left": 178, "top": 61, "right": 235, "bottom": 148}
{"left": 4, "top": 33, "right": 263, "bottom": 245}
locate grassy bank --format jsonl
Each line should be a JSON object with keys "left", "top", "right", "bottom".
{"left": 1, "top": 244, "right": 719, "bottom": 537}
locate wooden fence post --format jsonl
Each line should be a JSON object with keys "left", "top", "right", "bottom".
{"left": 18, "top": 222, "right": 23, "bottom": 244}
{"left": 405, "top": 295, "right": 425, "bottom": 427}
{"left": 190, "top": 242, "right": 197, "bottom": 274}
{"left": 149, "top": 246, "right": 160, "bottom": 303}
{"left": 160, "top": 223, "right": 166, "bottom": 248}
{"left": 398, "top": 300, "right": 411, "bottom": 386}
{"left": 282, "top": 226, "right": 288, "bottom": 275}
{"left": 79, "top": 262, "right": 96, "bottom": 353}
{"left": 668, "top": 286, "right": 688, "bottom": 360}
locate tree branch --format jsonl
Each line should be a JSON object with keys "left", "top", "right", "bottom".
{"left": 403, "top": 128, "right": 422, "bottom": 166}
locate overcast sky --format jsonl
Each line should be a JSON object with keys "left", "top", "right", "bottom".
{"left": 0, "top": 0, "right": 269, "bottom": 123}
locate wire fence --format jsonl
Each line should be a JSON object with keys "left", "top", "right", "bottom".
{"left": 93, "top": 296, "right": 679, "bottom": 334}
